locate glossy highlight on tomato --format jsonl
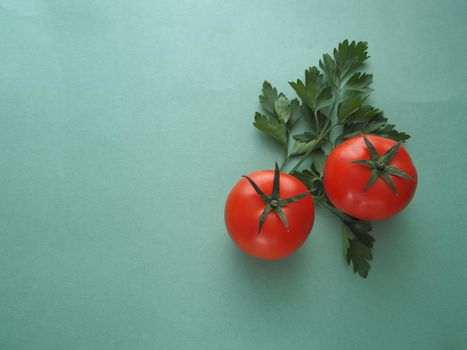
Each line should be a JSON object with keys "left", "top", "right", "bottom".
{"left": 324, "top": 135, "right": 417, "bottom": 221}
{"left": 225, "top": 170, "right": 314, "bottom": 260}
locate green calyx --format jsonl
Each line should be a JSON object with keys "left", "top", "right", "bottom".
{"left": 352, "top": 136, "right": 415, "bottom": 194}
{"left": 243, "top": 162, "right": 310, "bottom": 235}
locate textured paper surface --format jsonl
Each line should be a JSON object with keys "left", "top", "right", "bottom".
{"left": 1, "top": 0, "right": 466, "bottom": 349}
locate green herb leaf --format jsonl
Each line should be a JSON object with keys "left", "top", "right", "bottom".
{"left": 273, "top": 95, "right": 292, "bottom": 123}
{"left": 253, "top": 112, "right": 287, "bottom": 146}
{"left": 349, "top": 105, "right": 383, "bottom": 122}
{"left": 370, "top": 119, "right": 411, "bottom": 142}
{"left": 382, "top": 128, "right": 411, "bottom": 142}
{"left": 303, "top": 107, "right": 329, "bottom": 133}
{"left": 344, "top": 223, "right": 373, "bottom": 278}
{"left": 290, "top": 170, "right": 314, "bottom": 188}
{"left": 290, "top": 138, "right": 326, "bottom": 157}
{"left": 337, "top": 94, "right": 367, "bottom": 123}
{"left": 333, "top": 40, "right": 369, "bottom": 79}
{"left": 341, "top": 115, "right": 411, "bottom": 143}
{"left": 293, "top": 132, "right": 317, "bottom": 142}
{"left": 258, "top": 81, "right": 303, "bottom": 128}
{"left": 290, "top": 170, "right": 323, "bottom": 195}
{"left": 289, "top": 98, "right": 303, "bottom": 125}
{"left": 311, "top": 149, "right": 326, "bottom": 175}
{"left": 289, "top": 66, "right": 333, "bottom": 113}
{"left": 289, "top": 140, "right": 315, "bottom": 157}
{"left": 347, "top": 221, "right": 374, "bottom": 247}
{"left": 259, "top": 81, "right": 278, "bottom": 115}
{"left": 344, "top": 72, "right": 373, "bottom": 93}
{"left": 343, "top": 115, "right": 387, "bottom": 137}
{"left": 319, "top": 53, "right": 339, "bottom": 88}
{"left": 320, "top": 40, "right": 369, "bottom": 88}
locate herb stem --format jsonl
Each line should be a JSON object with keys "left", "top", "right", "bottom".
{"left": 313, "top": 110, "right": 320, "bottom": 135}
{"left": 329, "top": 88, "right": 341, "bottom": 117}
{"left": 279, "top": 147, "right": 289, "bottom": 171}
{"left": 288, "top": 123, "right": 338, "bottom": 174}
{"left": 317, "top": 199, "right": 346, "bottom": 221}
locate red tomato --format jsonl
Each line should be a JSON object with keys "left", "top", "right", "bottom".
{"left": 324, "top": 135, "right": 417, "bottom": 221}
{"left": 225, "top": 170, "right": 314, "bottom": 260}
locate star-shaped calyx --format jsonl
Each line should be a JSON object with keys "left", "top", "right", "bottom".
{"left": 352, "top": 136, "right": 415, "bottom": 194}
{"left": 242, "top": 162, "right": 310, "bottom": 235}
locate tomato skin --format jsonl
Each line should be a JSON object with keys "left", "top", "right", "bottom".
{"left": 324, "top": 135, "right": 417, "bottom": 221}
{"left": 225, "top": 170, "right": 314, "bottom": 260}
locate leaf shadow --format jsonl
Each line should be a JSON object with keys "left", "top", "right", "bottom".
{"left": 225, "top": 239, "right": 312, "bottom": 303}
{"left": 369, "top": 211, "right": 418, "bottom": 286}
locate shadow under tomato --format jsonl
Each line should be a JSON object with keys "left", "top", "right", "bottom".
{"left": 226, "top": 239, "right": 312, "bottom": 301}
{"left": 365, "top": 210, "right": 420, "bottom": 290}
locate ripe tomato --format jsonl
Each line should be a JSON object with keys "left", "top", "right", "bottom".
{"left": 324, "top": 134, "right": 417, "bottom": 221}
{"left": 225, "top": 169, "right": 314, "bottom": 260}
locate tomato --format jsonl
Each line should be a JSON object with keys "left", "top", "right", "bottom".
{"left": 225, "top": 167, "right": 314, "bottom": 260}
{"left": 324, "top": 134, "right": 417, "bottom": 221}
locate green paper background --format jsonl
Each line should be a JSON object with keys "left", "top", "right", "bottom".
{"left": 1, "top": 1, "right": 466, "bottom": 349}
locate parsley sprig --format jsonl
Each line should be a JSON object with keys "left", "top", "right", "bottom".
{"left": 252, "top": 40, "right": 410, "bottom": 278}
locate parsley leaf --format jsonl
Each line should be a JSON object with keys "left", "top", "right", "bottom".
{"left": 319, "top": 53, "right": 339, "bottom": 88}
{"left": 290, "top": 169, "right": 315, "bottom": 188}
{"left": 320, "top": 40, "right": 370, "bottom": 87}
{"left": 289, "top": 98, "right": 303, "bottom": 125}
{"left": 259, "top": 81, "right": 278, "bottom": 115}
{"left": 289, "top": 140, "right": 316, "bottom": 157}
{"left": 292, "top": 132, "right": 317, "bottom": 142}
{"left": 343, "top": 223, "right": 374, "bottom": 278}
{"left": 334, "top": 40, "right": 370, "bottom": 79}
{"left": 383, "top": 128, "right": 411, "bottom": 142}
{"left": 345, "top": 72, "right": 373, "bottom": 93}
{"left": 290, "top": 168, "right": 324, "bottom": 196}
{"left": 253, "top": 82, "right": 305, "bottom": 148}
{"left": 337, "top": 94, "right": 367, "bottom": 123}
{"left": 303, "top": 107, "right": 329, "bottom": 133}
{"left": 273, "top": 95, "right": 292, "bottom": 123}
{"left": 273, "top": 95, "right": 302, "bottom": 125}
{"left": 342, "top": 115, "right": 411, "bottom": 142}
{"left": 347, "top": 220, "right": 374, "bottom": 247}
{"left": 311, "top": 149, "right": 326, "bottom": 175}
{"left": 253, "top": 112, "right": 287, "bottom": 146}
{"left": 289, "top": 66, "right": 333, "bottom": 114}
{"left": 289, "top": 132, "right": 327, "bottom": 157}
{"left": 349, "top": 105, "right": 383, "bottom": 122}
